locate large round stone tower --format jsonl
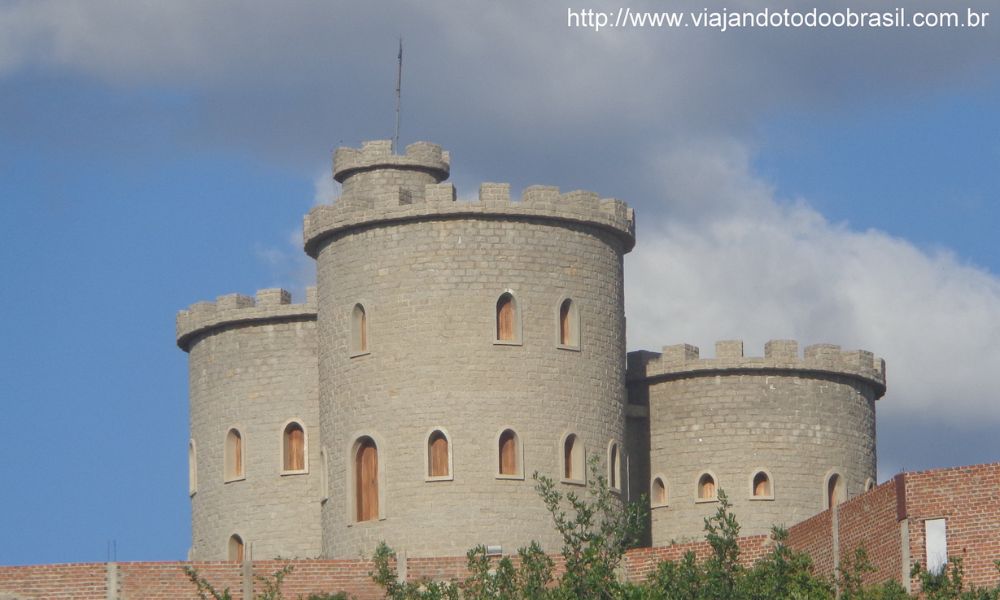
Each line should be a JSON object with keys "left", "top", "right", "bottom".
{"left": 304, "top": 140, "right": 636, "bottom": 558}
{"left": 626, "top": 339, "right": 885, "bottom": 544}
{"left": 177, "top": 289, "right": 321, "bottom": 560}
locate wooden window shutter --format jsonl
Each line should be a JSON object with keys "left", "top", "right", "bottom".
{"left": 428, "top": 432, "right": 449, "bottom": 477}
{"left": 499, "top": 430, "right": 517, "bottom": 475}
{"left": 356, "top": 439, "right": 379, "bottom": 521}
{"left": 235, "top": 434, "right": 241, "bottom": 475}
{"left": 560, "top": 300, "right": 571, "bottom": 345}
{"left": 353, "top": 304, "right": 368, "bottom": 353}
{"left": 564, "top": 435, "right": 576, "bottom": 479}
{"left": 497, "top": 295, "right": 515, "bottom": 341}
{"left": 653, "top": 478, "right": 667, "bottom": 505}
{"left": 699, "top": 474, "right": 715, "bottom": 499}
{"left": 285, "top": 424, "right": 305, "bottom": 471}
{"left": 359, "top": 307, "right": 367, "bottom": 352}
{"left": 226, "top": 430, "right": 243, "bottom": 479}
{"left": 827, "top": 474, "right": 842, "bottom": 508}
{"left": 229, "top": 535, "right": 244, "bottom": 562}
{"left": 753, "top": 472, "right": 770, "bottom": 497}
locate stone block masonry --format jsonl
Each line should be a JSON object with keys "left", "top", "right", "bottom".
{"left": 627, "top": 339, "right": 885, "bottom": 543}
{"left": 178, "top": 289, "right": 321, "bottom": 560}
{"left": 307, "top": 141, "right": 634, "bottom": 558}
{"left": 175, "top": 138, "right": 896, "bottom": 563}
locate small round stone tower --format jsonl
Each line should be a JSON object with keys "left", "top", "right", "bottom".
{"left": 177, "top": 289, "right": 321, "bottom": 560}
{"left": 626, "top": 339, "right": 885, "bottom": 544}
{"left": 304, "top": 140, "right": 636, "bottom": 558}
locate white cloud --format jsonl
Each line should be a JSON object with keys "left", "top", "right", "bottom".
{"left": 254, "top": 226, "right": 315, "bottom": 300}
{"left": 626, "top": 139, "right": 1000, "bottom": 426}
{"left": 2, "top": 0, "right": 997, "bottom": 154}
{"left": 313, "top": 170, "right": 337, "bottom": 205}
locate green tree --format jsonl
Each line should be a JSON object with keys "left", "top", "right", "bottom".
{"left": 532, "top": 454, "right": 646, "bottom": 598}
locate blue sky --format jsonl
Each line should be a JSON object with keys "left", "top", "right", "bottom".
{"left": 1, "top": 1, "right": 998, "bottom": 565}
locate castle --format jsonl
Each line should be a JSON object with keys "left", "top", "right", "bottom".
{"left": 176, "top": 139, "right": 886, "bottom": 562}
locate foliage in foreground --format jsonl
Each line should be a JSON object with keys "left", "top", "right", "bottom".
{"left": 185, "top": 457, "right": 1000, "bottom": 600}
{"left": 370, "top": 470, "right": 1000, "bottom": 600}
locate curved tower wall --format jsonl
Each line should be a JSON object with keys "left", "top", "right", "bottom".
{"left": 627, "top": 340, "right": 885, "bottom": 544}
{"left": 305, "top": 140, "right": 636, "bottom": 558}
{"left": 178, "top": 289, "right": 321, "bottom": 560}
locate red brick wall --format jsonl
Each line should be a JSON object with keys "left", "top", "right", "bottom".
{"left": 788, "top": 507, "right": 835, "bottom": 576}
{"left": 120, "top": 561, "right": 244, "bottom": 600}
{"left": 903, "top": 463, "right": 1000, "bottom": 591}
{"left": 622, "top": 535, "right": 771, "bottom": 582}
{"left": 0, "top": 563, "right": 107, "bottom": 599}
{"left": 837, "top": 479, "right": 902, "bottom": 587}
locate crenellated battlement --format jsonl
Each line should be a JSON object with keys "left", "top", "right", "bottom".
{"left": 304, "top": 180, "right": 635, "bottom": 257}
{"left": 176, "top": 287, "right": 317, "bottom": 351}
{"left": 333, "top": 140, "right": 450, "bottom": 183}
{"left": 305, "top": 140, "right": 635, "bottom": 257}
{"left": 627, "top": 339, "right": 886, "bottom": 397}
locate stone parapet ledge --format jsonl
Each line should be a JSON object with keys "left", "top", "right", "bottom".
{"left": 626, "top": 339, "right": 886, "bottom": 398}
{"left": 176, "top": 287, "right": 317, "bottom": 351}
{"left": 304, "top": 181, "right": 636, "bottom": 257}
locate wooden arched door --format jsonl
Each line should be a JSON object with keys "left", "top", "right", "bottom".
{"left": 355, "top": 438, "right": 379, "bottom": 521}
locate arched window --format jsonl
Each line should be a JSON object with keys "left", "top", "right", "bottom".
{"left": 608, "top": 441, "right": 621, "bottom": 490}
{"left": 283, "top": 421, "right": 306, "bottom": 472}
{"left": 427, "top": 429, "right": 451, "bottom": 479}
{"left": 752, "top": 471, "right": 771, "bottom": 498}
{"left": 188, "top": 439, "right": 197, "bottom": 496}
{"left": 557, "top": 298, "right": 580, "bottom": 348}
{"left": 354, "top": 437, "right": 379, "bottom": 522}
{"left": 225, "top": 428, "right": 244, "bottom": 481}
{"left": 864, "top": 478, "right": 876, "bottom": 492}
{"left": 826, "top": 472, "right": 846, "bottom": 509}
{"left": 698, "top": 472, "right": 717, "bottom": 500}
{"left": 562, "top": 433, "right": 584, "bottom": 482}
{"left": 228, "top": 534, "right": 244, "bottom": 562}
{"left": 498, "top": 429, "right": 520, "bottom": 477}
{"left": 651, "top": 476, "right": 668, "bottom": 507}
{"left": 351, "top": 303, "right": 368, "bottom": 355}
{"left": 495, "top": 292, "right": 520, "bottom": 343}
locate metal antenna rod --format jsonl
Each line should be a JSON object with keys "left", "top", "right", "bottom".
{"left": 394, "top": 37, "right": 403, "bottom": 152}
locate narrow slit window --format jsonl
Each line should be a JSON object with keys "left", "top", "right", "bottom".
{"left": 188, "top": 440, "right": 197, "bottom": 495}
{"left": 320, "top": 447, "right": 329, "bottom": 501}
{"left": 355, "top": 437, "right": 379, "bottom": 521}
{"left": 283, "top": 422, "right": 305, "bottom": 472}
{"left": 609, "top": 442, "right": 621, "bottom": 489}
{"left": 563, "top": 433, "right": 583, "bottom": 481}
{"left": 698, "top": 473, "right": 716, "bottom": 499}
{"left": 496, "top": 293, "right": 516, "bottom": 342}
{"left": 428, "top": 430, "right": 450, "bottom": 478}
{"left": 228, "top": 534, "right": 244, "bottom": 562}
{"left": 352, "top": 304, "right": 368, "bottom": 354}
{"left": 498, "top": 429, "right": 519, "bottom": 476}
{"left": 225, "top": 429, "right": 244, "bottom": 481}
{"left": 752, "top": 471, "right": 771, "bottom": 497}
{"left": 652, "top": 477, "right": 667, "bottom": 506}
